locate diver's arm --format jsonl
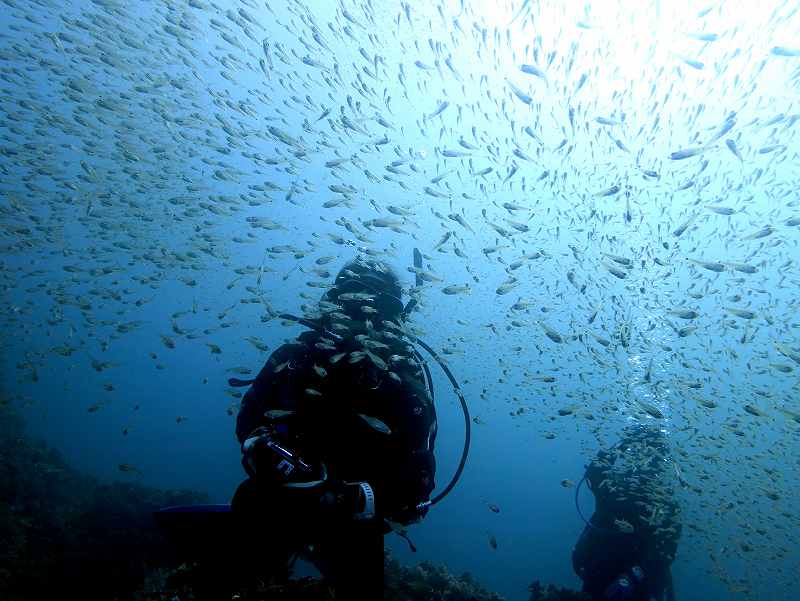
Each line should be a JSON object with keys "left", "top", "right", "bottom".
{"left": 235, "top": 343, "right": 302, "bottom": 444}
{"left": 236, "top": 384, "right": 267, "bottom": 445}
{"left": 241, "top": 424, "right": 374, "bottom": 520}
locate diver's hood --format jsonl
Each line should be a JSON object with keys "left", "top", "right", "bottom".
{"left": 326, "top": 262, "right": 404, "bottom": 321}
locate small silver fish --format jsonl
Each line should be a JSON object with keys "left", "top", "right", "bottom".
{"left": 357, "top": 413, "right": 391, "bottom": 434}
{"left": 264, "top": 409, "right": 295, "bottom": 420}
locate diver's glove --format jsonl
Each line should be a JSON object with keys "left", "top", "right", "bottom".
{"left": 241, "top": 426, "right": 322, "bottom": 485}
{"left": 319, "top": 479, "right": 376, "bottom": 521}
{"left": 390, "top": 500, "right": 430, "bottom": 526}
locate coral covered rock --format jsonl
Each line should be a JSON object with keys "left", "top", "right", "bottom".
{"left": 0, "top": 405, "right": 205, "bottom": 601}
{"left": 385, "top": 552, "right": 505, "bottom": 601}
{"left": 528, "top": 580, "right": 591, "bottom": 601}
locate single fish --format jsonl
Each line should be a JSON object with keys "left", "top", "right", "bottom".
{"left": 669, "top": 308, "right": 699, "bottom": 320}
{"left": 679, "top": 56, "right": 704, "bottom": 70}
{"left": 636, "top": 400, "right": 664, "bottom": 419}
{"left": 539, "top": 322, "right": 564, "bottom": 343}
{"left": 725, "top": 139, "right": 742, "bottom": 161}
{"left": 709, "top": 117, "right": 736, "bottom": 143}
{"left": 705, "top": 205, "right": 736, "bottom": 215}
{"left": 595, "top": 116, "right": 619, "bottom": 126}
{"left": 595, "top": 184, "right": 621, "bottom": 197}
{"left": 520, "top": 64, "right": 547, "bottom": 81}
{"left": 669, "top": 147, "right": 705, "bottom": 160}
{"left": 672, "top": 213, "right": 698, "bottom": 237}
{"left": 689, "top": 259, "right": 725, "bottom": 272}
{"left": 496, "top": 280, "right": 520, "bottom": 295}
{"left": 743, "top": 404, "right": 767, "bottom": 417}
{"left": 505, "top": 79, "right": 533, "bottom": 105}
{"left": 603, "top": 263, "right": 628, "bottom": 279}
{"left": 442, "top": 148, "right": 470, "bottom": 158}
{"left": 425, "top": 100, "right": 450, "bottom": 121}
{"left": 725, "top": 307, "right": 756, "bottom": 320}
{"left": 687, "top": 32, "right": 719, "bottom": 42}
{"left": 264, "top": 409, "right": 295, "bottom": 420}
{"left": 742, "top": 225, "right": 775, "bottom": 240}
{"left": 357, "top": 413, "right": 392, "bottom": 434}
{"left": 770, "top": 46, "right": 800, "bottom": 57}
{"left": 775, "top": 343, "right": 800, "bottom": 365}
{"left": 442, "top": 284, "right": 471, "bottom": 295}
{"left": 118, "top": 463, "right": 143, "bottom": 476}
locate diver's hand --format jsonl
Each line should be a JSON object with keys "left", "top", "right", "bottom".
{"left": 390, "top": 501, "right": 429, "bottom": 526}
{"left": 241, "top": 426, "right": 316, "bottom": 484}
{"left": 319, "top": 479, "right": 376, "bottom": 521}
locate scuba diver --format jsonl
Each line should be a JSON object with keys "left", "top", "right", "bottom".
{"left": 230, "top": 255, "right": 438, "bottom": 597}
{"left": 156, "top": 251, "right": 471, "bottom": 599}
{"left": 572, "top": 423, "right": 682, "bottom": 601}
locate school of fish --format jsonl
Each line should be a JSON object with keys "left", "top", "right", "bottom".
{"left": 0, "top": 0, "right": 798, "bottom": 599}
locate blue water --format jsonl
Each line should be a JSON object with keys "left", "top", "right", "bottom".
{"left": 2, "top": 1, "right": 799, "bottom": 599}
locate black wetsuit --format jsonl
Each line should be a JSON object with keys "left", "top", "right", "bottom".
{"left": 572, "top": 431, "right": 681, "bottom": 601}
{"left": 233, "top": 326, "right": 437, "bottom": 597}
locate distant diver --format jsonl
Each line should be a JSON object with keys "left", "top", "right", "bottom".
{"left": 572, "top": 423, "right": 682, "bottom": 601}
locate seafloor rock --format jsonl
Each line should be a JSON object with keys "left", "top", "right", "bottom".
{"left": 528, "top": 580, "right": 592, "bottom": 601}
{"left": 137, "top": 550, "right": 508, "bottom": 601}
{"left": 0, "top": 404, "right": 205, "bottom": 601}
{"left": 384, "top": 553, "right": 505, "bottom": 601}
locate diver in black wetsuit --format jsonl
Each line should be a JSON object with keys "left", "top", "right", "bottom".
{"left": 231, "top": 255, "right": 438, "bottom": 598}
{"left": 572, "top": 424, "right": 681, "bottom": 601}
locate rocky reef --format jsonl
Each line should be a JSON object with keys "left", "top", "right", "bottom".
{"left": 0, "top": 403, "right": 204, "bottom": 601}
{"left": 528, "top": 581, "right": 591, "bottom": 601}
